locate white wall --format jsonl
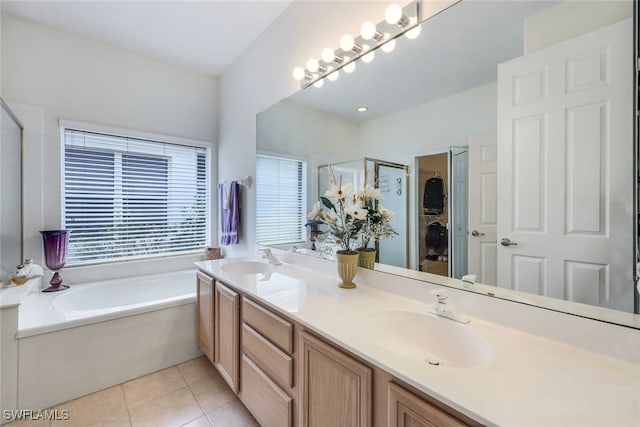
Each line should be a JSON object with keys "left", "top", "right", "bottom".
{"left": 524, "top": 0, "right": 633, "bottom": 53}
{"left": 1, "top": 14, "right": 218, "bottom": 281}
{"left": 257, "top": 98, "right": 362, "bottom": 207}
{"left": 361, "top": 82, "right": 497, "bottom": 268}
{"left": 257, "top": 99, "right": 361, "bottom": 164}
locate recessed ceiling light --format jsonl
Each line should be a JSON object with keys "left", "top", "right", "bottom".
{"left": 357, "top": 106, "right": 368, "bottom": 112}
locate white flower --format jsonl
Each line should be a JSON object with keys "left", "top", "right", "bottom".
{"left": 307, "top": 201, "right": 322, "bottom": 220}
{"left": 359, "top": 185, "right": 383, "bottom": 201}
{"left": 325, "top": 183, "right": 353, "bottom": 200}
{"left": 346, "top": 205, "right": 368, "bottom": 220}
{"left": 378, "top": 205, "right": 395, "bottom": 219}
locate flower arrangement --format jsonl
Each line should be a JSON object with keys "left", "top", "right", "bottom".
{"left": 307, "top": 167, "right": 399, "bottom": 255}
{"left": 307, "top": 174, "right": 367, "bottom": 254}
{"left": 355, "top": 185, "right": 398, "bottom": 251}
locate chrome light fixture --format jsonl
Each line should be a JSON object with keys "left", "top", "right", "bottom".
{"left": 292, "top": 1, "right": 420, "bottom": 88}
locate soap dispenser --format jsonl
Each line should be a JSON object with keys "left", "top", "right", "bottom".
{"left": 10, "top": 264, "right": 29, "bottom": 285}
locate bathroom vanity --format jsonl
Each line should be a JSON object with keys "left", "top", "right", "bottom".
{"left": 195, "top": 267, "right": 477, "bottom": 426}
{"left": 195, "top": 253, "right": 640, "bottom": 426}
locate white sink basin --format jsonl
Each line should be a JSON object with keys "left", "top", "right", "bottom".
{"left": 362, "top": 310, "right": 494, "bottom": 368}
{"left": 220, "top": 261, "right": 271, "bottom": 275}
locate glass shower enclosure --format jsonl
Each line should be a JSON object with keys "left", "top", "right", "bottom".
{"left": 318, "top": 158, "right": 408, "bottom": 268}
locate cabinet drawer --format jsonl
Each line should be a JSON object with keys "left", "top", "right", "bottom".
{"left": 240, "top": 354, "right": 292, "bottom": 427}
{"left": 242, "top": 297, "right": 293, "bottom": 353}
{"left": 388, "top": 382, "right": 470, "bottom": 427}
{"left": 242, "top": 323, "right": 293, "bottom": 388}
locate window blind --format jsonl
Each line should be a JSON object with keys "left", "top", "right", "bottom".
{"left": 256, "top": 155, "right": 307, "bottom": 246}
{"left": 63, "top": 128, "right": 209, "bottom": 265}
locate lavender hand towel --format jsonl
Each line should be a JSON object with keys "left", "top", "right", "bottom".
{"left": 220, "top": 181, "right": 240, "bottom": 245}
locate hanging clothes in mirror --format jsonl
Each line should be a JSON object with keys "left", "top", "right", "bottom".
{"left": 425, "top": 221, "right": 448, "bottom": 257}
{"left": 423, "top": 175, "right": 446, "bottom": 215}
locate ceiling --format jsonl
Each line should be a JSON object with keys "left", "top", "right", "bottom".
{"left": 1, "top": 0, "right": 293, "bottom": 76}
{"left": 289, "top": 0, "right": 556, "bottom": 122}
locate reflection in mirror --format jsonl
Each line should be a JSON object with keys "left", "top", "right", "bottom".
{"left": 1, "top": 99, "right": 23, "bottom": 272}
{"left": 256, "top": 0, "right": 639, "bottom": 327}
{"left": 318, "top": 158, "right": 409, "bottom": 268}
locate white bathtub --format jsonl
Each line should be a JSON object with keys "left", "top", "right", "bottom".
{"left": 11, "top": 270, "right": 202, "bottom": 411}
{"left": 18, "top": 270, "right": 196, "bottom": 337}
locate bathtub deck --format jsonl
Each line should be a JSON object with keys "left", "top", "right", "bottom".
{"left": 16, "top": 269, "right": 197, "bottom": 338}
{"left": 4, "top": 356, "right": 257, "bottom": 427}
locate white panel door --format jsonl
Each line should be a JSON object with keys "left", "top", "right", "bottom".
{"left": 468, "top": 135, "right": 497, "bottom": 286}
{"left": 497, "top": 19, "right": 633, "bottom": 311}
{"left": 451, "top": 147, "right": 469, "bottom": 279}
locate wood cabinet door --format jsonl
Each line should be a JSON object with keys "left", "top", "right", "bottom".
{"left": 196, "top": 272, "right": 214, "bottom": 363}
{"left": 240, "top": 354, "right": 293, "bottom": 427}
{"left": 388, "top": 383, "right": 469, "bottom": 427}
{"left": 214, "top": 281, "right": 240, "bottom": 393}
{"left": 300, "top": 331, "right": 372, "bottom": 427}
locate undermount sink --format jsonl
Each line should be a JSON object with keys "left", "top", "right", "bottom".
{"left": 220, "top": 261, "right": 272, "bottom": 275}
{"left": 361, "top": 310, "right": 494, "bottom": 368}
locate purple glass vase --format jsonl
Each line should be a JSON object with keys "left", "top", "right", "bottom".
{"left": 40, "top": 230, "right": 70, "bottom": 292}
{"left": 306, "top": 223, "right": 318, "bottom": 251}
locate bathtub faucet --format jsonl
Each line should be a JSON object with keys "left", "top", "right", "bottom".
{"left": 259, "top": 248, "right": 282, "bottom": 265}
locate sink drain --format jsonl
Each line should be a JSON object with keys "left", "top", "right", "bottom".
{"left": 426, "top": 358, "right": 441, "bottom": 366}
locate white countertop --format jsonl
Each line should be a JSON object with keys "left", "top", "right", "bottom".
{"left": 0, "top": 277, "right": 41, "bottom": 309}
{"left": 196, "top": 256, "right": 640, "bottom": 427}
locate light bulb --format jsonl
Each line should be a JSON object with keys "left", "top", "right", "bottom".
{"left": 385, "top": 3, "right": 403, "bottom": 25}
{"left": 292, "top": 67, "right": 305, "bottom": 81}
{"left": 327, "top": 70, "right": 339, "bottom": 81}
{"left": 307, "top": 58, "right": 320, "bottom": 73}
{"left": 405, "top": 18, "right": 421, "bottom": 39}
{"left": 360, "top": 21, "right": 377, "bottom": 40}
{"left": 321, "top": 47, "right": 335, "bottom": 63}
{"left": 344, "top": 61, "right": 356, "bottom": 73}
{"left": 361, "top": 46, "right": 375, "bottom": 63}
{"left": 313, "top": 79, "right": 324, "bottom": 88}
{"left": 339, "top": 34, "right": 355, "bottom": 52}
{"left": 381, "top": 34, "right": 396, "bottom": 53}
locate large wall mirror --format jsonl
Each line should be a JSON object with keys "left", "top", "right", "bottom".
{"left": 257, "top": 0, "right": 640, "bottom": 328}
{"left": 1, "top": 99, "right": 24, "bottom": 272}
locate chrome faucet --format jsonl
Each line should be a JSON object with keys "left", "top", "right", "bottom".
{"left": 259, "top": 248, "right": 282, "bottom": 265}
{"left": 430, "top": 288, "right": 470, "bottom": 324}
{"left": 461, "top": 274, "right": 476, "bottom": 289}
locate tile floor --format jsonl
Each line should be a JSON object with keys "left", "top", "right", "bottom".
{"left": 6, "top": 356, "right": 258, "bottom": 427}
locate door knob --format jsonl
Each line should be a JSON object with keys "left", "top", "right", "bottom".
{"left": 500, "top": 238, "right": 518, "bottom": 247}
{"left": 471, "top": 230, "right": 485, "bottom": 237}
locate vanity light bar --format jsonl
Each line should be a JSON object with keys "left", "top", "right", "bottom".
{"left": 292, "top": 1, "right": 421, "bottom": 89}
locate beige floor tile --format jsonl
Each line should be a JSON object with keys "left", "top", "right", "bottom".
{"left": 64, "top": 412, "right": 130, "bottom": 427}
{"left": 123, "top": 367, "right": 186, "bottom": 409}
{"left": 176, "top": 357, "right": 217, "bottom": 385}
{"left": 129, "top": 387, "right": 203, "bottom": 427}
{"left": 188, "top": 372, "right": 236, "bottom": 413}
{"left": 181, "top": 415, "right": 212, "bottom": 427}
{"left": 4, "top": 415, "right": 51, "bottom": 426}
{"left": 51, "top": 386, "right": 128, "bottom": 427}
{"left": 206, "top": 400, "right": 258, "bottom": 427}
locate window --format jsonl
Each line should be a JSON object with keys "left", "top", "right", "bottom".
{"left": 63, "top": 128, "right": 209, "bottom": 265}
{"left": 256, "top": 154, "right": 307, "bottom": 245}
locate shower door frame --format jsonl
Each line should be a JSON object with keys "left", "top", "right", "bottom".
{"left": 317, "top": 157, "right": 409, "bottom": 268}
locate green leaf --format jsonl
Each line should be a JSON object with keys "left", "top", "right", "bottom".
{"left": 320, "top": 196, "right": 335, "bottom": 211}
